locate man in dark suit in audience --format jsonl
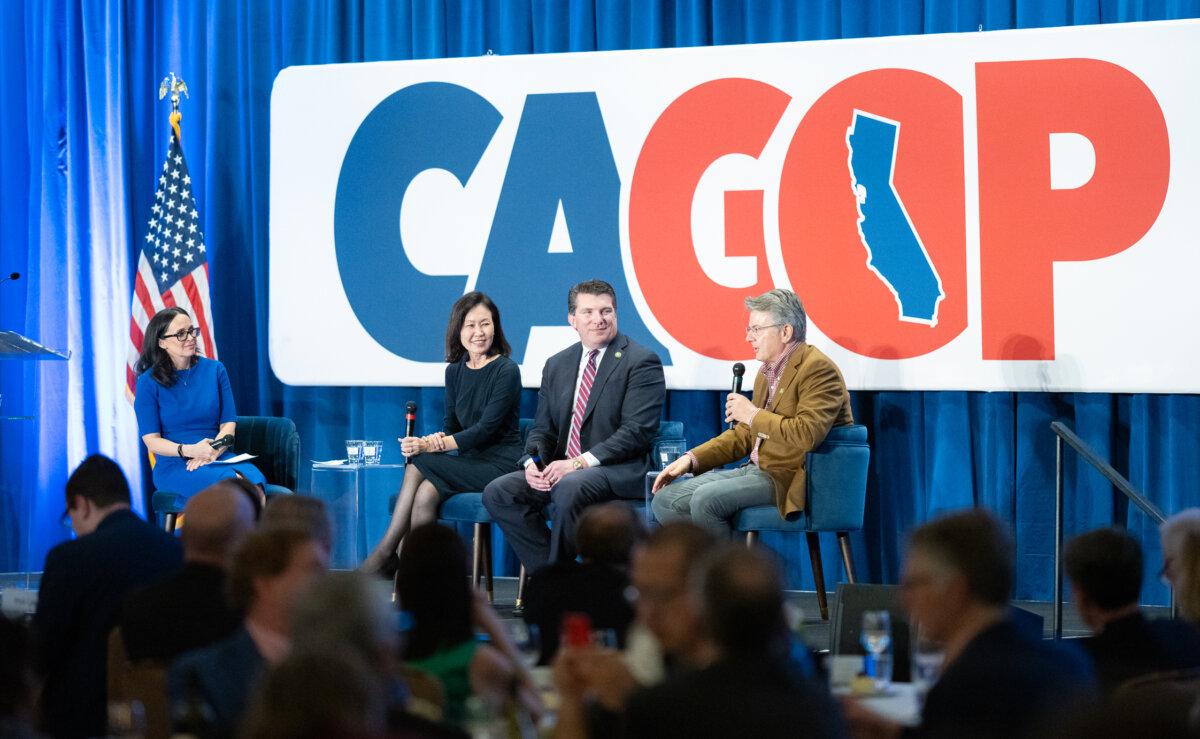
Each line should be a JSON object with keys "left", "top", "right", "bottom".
{"left": 168, "top": 526, "right": 328, "bottom": 738}
{"left": 119, "top": 480, "right": 257, "bottom": 662}
{"left": 484, "top": 279, "right": 665, "bottom": 570}
{"left": 1065, "top": 527, "right": 1200, "bottom": 694}
{"left": 33, "top": 454, "right": 182, "bottom": 739}
{"left": 846, "top": 510, "right": 1097, "bottom": 739}
{"left": 622, "top": 545, "right": 843, "bottom": 738}
{"left": 523, "top": 502, "right": 642, "bottom": 663}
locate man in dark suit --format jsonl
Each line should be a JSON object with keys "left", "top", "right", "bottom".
{"left": 1065, "top": 527, "right": 1200, "bottom": 694}
{"left": 168, "top": 526, "right": 329, "bottom": 738}
{"left": 33, "top": 454, "right": 182, "bottom": 739}
{"left": 846, "top": 510, "right": 1097, "bottom": 739}
{"left": 119, "top": 480, "right": 257, "bottom": 662}
{"left": 484, "top": 279, "right": 665, "bottom": 570}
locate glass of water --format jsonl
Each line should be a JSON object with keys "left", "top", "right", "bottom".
{"left": 911, "top": 628, "right": 944, "bottom": 703}
{"left": 363, "top": 441, "right": 383, "bottom": 465}
{"left": 860, "top": 610, "right": 893, "bottom": 690}
{"left": 345, "top": 440, "right": 365, "bottom": 465}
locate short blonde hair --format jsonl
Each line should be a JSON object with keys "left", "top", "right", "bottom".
{"left": 1161, "top": 509, "right": 1200, "bottom": 622}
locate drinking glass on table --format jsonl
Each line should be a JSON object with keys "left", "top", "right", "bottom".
{"left": 911, "top": 628, "right": 944, "bottom": 704}
{"left": 860, "top": 610, "right": 893, "bottom": 690}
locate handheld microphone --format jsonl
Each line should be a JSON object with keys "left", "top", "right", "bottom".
{"left": 405, "top": 401, "right": 417, "bottom": 438}
{"left": 730, "top": 363, "right": 746, "bottom": 429}
{"left": 0, "top": 272, "right": 20, "bottom": 286}
{"left": 209, "top": 434, "right": 234, "bottom": 452}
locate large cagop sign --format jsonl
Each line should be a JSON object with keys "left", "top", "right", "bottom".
{"left": 270, "top": 20, "right": 1199, "bottom": 392}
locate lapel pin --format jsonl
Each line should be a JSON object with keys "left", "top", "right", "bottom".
{"left": 615, "top": 351, "right": 622, "bottom": 358}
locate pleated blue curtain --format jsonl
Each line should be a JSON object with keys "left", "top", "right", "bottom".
{"left": 2, "top": 0, "right": 1199, "bottom": 605}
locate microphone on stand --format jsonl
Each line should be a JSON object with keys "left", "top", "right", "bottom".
{"left": 0, "top": 272, "right": 20, "bottom": 286}
{"left": 729, "top": 363, "right": 746, "bottom": 430}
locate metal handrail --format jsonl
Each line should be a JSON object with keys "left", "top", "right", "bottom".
{"left": 1051, "top": 420, "right": 1170, "bottom": 640}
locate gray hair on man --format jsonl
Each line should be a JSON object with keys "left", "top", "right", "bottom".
{"left": 290, "top": 571, "right": 398, "bottom": 670}
{"left": 744, "top": 288, "right": 807, "bottom": 344}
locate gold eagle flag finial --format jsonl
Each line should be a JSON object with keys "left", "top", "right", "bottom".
{"left": 158, "top": 73, "right": 189, "bottom": 141}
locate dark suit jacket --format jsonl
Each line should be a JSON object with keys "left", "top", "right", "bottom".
{"left": 168, "top": 626, "right": 264, "bottom": 739}
{"left": 690, "top": 343, "right": 852, "bottom": 518}
{"left": 908, "top": 618, "right": 1097, "bottom": 739}
{"left": 624, "top": 653, "right": 844, "bottom": 738}
{"left": 524, "top": 332, "right": 665, "bottom": 496}
{"left": 33, "top": 509, "right": 182, "bottom": 739}
{"left": 1079, "top": 613, "right": 1200, "bottom": 694}
{"left": 523, "top": 560, "right": 635, "bottom": 664}
{"left": 119, "top": 561, "right": 241, "bottom": 662}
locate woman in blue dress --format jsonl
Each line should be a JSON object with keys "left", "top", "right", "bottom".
{"left": 360, "top": 292, "right": 523, "bottom": 574}
{"left": 133, "top": 307, "right": 266, "bottom": 498}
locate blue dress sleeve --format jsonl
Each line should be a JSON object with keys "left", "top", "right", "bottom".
{"left": 133, "top": 374, "right": 162, "bottom": 436}
{"left": 216, "top": 362, "right": 237, "bottom": 425}
{"left": 453, "top": 359, "right": 521, "bottom": 453}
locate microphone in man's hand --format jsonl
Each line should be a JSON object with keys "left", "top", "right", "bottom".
{"left": 405, "top": 401, "right": 417, "bottom": 438}
{"left": 0, "top": 272, "right": 20, "bottom": 286}
{"left": 730, "top": 362, "right": 746, "bottom": 429}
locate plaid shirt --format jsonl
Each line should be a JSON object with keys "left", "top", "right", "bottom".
{"left": 749, "top": 341, "right": 800, "bottom": 466}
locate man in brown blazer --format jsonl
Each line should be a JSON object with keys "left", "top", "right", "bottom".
{"left": 651, "top": 289, "right": 853, "bottom": 536}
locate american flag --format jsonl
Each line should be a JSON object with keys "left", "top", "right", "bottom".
{"left": 125, "top": 127, "right": 217, "bottom": 398}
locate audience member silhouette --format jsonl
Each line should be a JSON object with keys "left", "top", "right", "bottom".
{"left": 33, "top": 454, "right": 181, "bottom": 739}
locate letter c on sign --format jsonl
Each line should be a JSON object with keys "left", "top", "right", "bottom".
{"left": 335, "top": 82, "right": 502, "bottom": 361}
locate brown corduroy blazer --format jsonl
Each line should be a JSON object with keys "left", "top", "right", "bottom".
{"left": 689, "top": 343, "right": 853, "bottom": 519}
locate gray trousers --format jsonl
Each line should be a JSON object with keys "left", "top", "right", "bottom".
{"left": 651, "top": 465, "right": 775, "bottom": 537}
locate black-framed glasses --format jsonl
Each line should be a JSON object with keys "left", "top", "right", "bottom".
{"left": 167, "top": 326, "right": 200, "bottom": 342}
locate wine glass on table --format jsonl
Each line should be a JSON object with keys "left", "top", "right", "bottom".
{"left": 860, "top": 610, "right": 893, "bottom": 691}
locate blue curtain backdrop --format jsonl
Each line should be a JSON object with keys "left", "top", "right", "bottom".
{"left": 2, "top": 0, "right": 1199, "bottom": 606}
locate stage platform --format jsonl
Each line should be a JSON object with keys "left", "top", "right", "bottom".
{"left": 3, "top": 571, "right": 1171, "bottom": 651}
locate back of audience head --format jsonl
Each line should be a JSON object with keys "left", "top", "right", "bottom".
{"left": 1065, "top": 528, "right": 1143, "bottom": 628}
{"left": 576, "top": 502, "right": 644, "bottom": 567}
{"left": 63, "top": 454, "right": 131, "bottom": 536}
{"left": 291, "top": 571, "right": 398, "bottom": 674}
{"left": 697, "top": 545, "right": 789, "bottom": 658}
{"left": 903, "top": 509, "right": 1014, "bottom": 641}
{"left": 240, "top": 650, "right": 386, "bottom": 739}
{"left": 222, "top": 476, "right": 264, "bottom": 521}
{"left": 228, "top": 527, "right": 329, "bottom": 623}
{"left": 181, "top": 482, "right": 257, "bottom": 567}
{"left": 1161, "top": 509, "right": 1200, "bottom": 622}
{"left": 630, "top": 522, "right": 720, "bottom": 657}
{"left": 261, "top": 494, "right": 333, "bottom": 553}
{"left": 395, "top": 523, "right": 473, "bottom": 660}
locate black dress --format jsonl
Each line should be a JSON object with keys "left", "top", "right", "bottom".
{"left": 412, "top": 355, "right": 523, "bottom": 499}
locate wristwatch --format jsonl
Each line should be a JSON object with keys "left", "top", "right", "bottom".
{"left": 571, "top": 457, "right": 584, "bottom": 470}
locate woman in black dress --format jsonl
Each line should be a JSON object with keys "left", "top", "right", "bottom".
{"left": 361, "top": 292, "right": 523, "bottom": 573}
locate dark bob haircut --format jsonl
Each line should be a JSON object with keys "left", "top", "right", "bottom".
{"left": 134, "top": 306, "right": 199, "bottom": 387}
{"left": 444, "top": 292, "right": 511, "bottom": 364}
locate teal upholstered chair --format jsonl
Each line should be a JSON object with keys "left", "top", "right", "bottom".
{"left": 733, "top": 423, "right": 870, "bottom": 621}
{"left": 153, "top": 415, "right": 300, "bottom": 532}
{"left": 430, "top": 418, "right": 534, "bottom": 604}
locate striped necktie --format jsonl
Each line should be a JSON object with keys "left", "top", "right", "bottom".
{"left": 567, "top": 349, "right": 599, "bottom": 459}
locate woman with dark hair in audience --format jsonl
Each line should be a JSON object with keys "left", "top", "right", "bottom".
{"left": 361, "top": 292, "right": 522, "bottom": 574}
{"left": 134, "top": 307, "right": 265, "bottom": 498}
{"left": 396, "top": 524, "right": 537, "bottom": 728}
